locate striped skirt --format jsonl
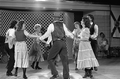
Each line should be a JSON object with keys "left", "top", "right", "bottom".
{"left": 14, "top": 41, "right": 29, "bottom": 68}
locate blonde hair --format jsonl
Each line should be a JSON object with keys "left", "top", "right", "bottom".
{"left": 34, "top": 24, "right": 41, "bottom": 30}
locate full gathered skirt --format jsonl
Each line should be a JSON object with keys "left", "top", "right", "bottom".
{"left": 14, "top": 41, "right": 29, "bottom": 68}
{"left": 77, "top": 41, "right": 99, "bottom": 69}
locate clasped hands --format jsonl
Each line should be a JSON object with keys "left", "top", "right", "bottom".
{"left": 36, "top": 36, "right": 50, "bottom": 47}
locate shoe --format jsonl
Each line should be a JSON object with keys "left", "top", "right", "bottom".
{"left": 23, "top": 75, "right": 27, "bottom": 79}
{"left": 31, "top": 64, "right": 34, "bottom": 69}
{"left": 35, "top": 66, "right": 42, "bottom": 70}
{"left": 50, "top": 75, "right": 59, "bottom": 79}
{"left": 14, "top": 73, "right": 17, "bottom": 76}
{"left": 64, "top": 77, "right": 70, "bottom": 79}
{"left": 83, "top": 68, "right": 89, "bottom": 78}
{"left": 6, "top": 73, "right": 14, "bottom": 76}
{"left": 31, "top": 61, "right": 35, "bottom": 69}
{"left": 75, "top": 68, "right": 78, "bottom": 70}
{"left": 48, "top": 65, "right": 50, "bottom": 69}
{"left": 88, "top": 69, "right": 93, "bottom": 79}
{"left": 94, "top": 67, "right": 98, "bottom": 71}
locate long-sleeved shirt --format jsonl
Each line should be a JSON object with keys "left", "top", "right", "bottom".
{"left": 46, "top": 34, "right": 52, "bottom": 44}
{"left": 5, "top": 28, "right": 16, "bottom": 43}
{"left": 39, "top": 22, "right": 74, "bottom": 41}
{"left": 90, "top": 22, "right": 98, "bottom": 40}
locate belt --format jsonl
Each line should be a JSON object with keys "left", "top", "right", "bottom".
{"left": 53, "top": 38, "right": 65, "bottom": 42}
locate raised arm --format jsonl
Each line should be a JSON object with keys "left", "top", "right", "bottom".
{"left": 63, "top": 24, "right": 74, "bottom": 39}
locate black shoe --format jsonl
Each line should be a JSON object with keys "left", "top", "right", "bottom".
{"left": 75, "top": 68, "right": 78, "bottom": 70}
{"left": 50, "top": 75, "right": 59, "bottom": 79}
{"left": 23, "top": 75, "right": 27, "bottom": 79}
{"left": 48, "top": 65, "right": 50, "bottom": 69}
{"left": 6, "top": 73, "right": 14, "bottom": 76}
{"left": 64, "top": 77, "right": 70, "bottom": 79}
{"left": 35, "top": 66, "right": 42, "bottom": 70}
{"left": 31, "top": 61, "right": 35, "bottom": 69}
{"left": 83, "top": 74, "right": 89, "bottom": 78}
{"left": 14, "top": 73, "right": 17, "bottom": 76}
{"left": 83, "top": 68, "right": 89, "bottom": 78}
{"left": 31, "top": 64, "right": 34, "bottom": 69}
{"left": 94, "top": 67, "right": 98, "bottom": 71}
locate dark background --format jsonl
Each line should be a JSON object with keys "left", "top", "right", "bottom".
{"left": 66, "top": 0, "right": 120, "bottom": 5}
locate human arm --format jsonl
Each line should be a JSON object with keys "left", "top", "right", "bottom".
{"left": 63, "top": 24, "right": 74, "bottom": 39}
{"left": 39, "top": 24, "right": 53, "bottom": 41}
{"left": 24, "top": 30, "right": 39, "bottom": 38}
{"left": 90, "top": 24, "right": 98, "bottom": 39}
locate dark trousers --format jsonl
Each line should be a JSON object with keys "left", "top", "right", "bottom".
{"left": 5, "top": 43, "right": 15, "bottom": 74}
{"left": 47, "top": 40, "right": 69, "bottom": 79}
{"left": 90, "top": 40, "right": 98, "bottom": 58}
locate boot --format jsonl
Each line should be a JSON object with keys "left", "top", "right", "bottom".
{"left": 83, "top": 68, "right": 89, "bottom": 78}
{"left": 75, "top": 63, "right": 78, "bottom": 70}
{"left": 31, "top": 61, "right": 35, "bottom": 69}
{"left": 54, "top": 61, "right": 58, "bottom": 67}
{"left": 88, "top": 68, "right": 93, "bottom": 78}
{"left": 23, "top": 68, "right": 27, "bottom": 79}
{"left": 14, "top": 67, "right": 18, "bottom": 76}
{"left": 35, "top": 62, "right": 42, "bottom": 70}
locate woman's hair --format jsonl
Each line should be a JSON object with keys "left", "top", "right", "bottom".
{"left": 100, "top": 32, "right": 105, "bottom": 37}
{"left": 9, "top": 20, "right": 17, "bottom": 28}
{"left": 74, "top": 21, "right": 82, "bottom": 29}
{"left": 82, "top": 16, "right": 90, "bottom": 28}
{"left": 34, "top": 24, "right": 41, "bottom": 30}
{"left": 87, "top": 14, "right": 94, "bottom": 22}
{"left": 17, "top": 20, "right": 24, "bottom": 31}
{"left": 74, "top": 21, "right": 80, "bottom": 26}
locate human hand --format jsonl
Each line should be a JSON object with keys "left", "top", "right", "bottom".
{"left": 45, "top": 44, "right": 50, "bottom": 47}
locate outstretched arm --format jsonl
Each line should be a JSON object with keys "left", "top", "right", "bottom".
{"left": 24, "top": 30, "right": 39, "bottom": 38}
{"left": 39, "top": 24, "right": 53, "bottom": 41}
{"left": 63, "top": 24, "right": 74, "bottom": 39}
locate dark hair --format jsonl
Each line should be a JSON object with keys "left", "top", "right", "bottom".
{"left": 87, "top": 14, "right": 94, "bottom": 22}
{"left": 17, "top": 20, "right": 24, "bottom": 31}
{"left": 100, "top": 32, "right": 105, "bottom": 37}
{"left": 82, "top": 16, "right": 90, "bottom": 28}
{"left": 9, "top": 20, "right": 17, "bottom": 28}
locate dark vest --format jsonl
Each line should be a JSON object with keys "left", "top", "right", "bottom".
{"left": 15, "top": 30, "right": 26, "bottom": 41}
{"left": 90, "top": 23, "right": 95, "bottom": 35}
{"left": 51, "top": 21, "right": 65, "bottom": 41}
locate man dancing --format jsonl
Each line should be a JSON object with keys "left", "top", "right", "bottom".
{"left": 39, "top": 12, "right": 73, "bottom": 79}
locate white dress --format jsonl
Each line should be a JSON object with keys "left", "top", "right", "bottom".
{"left": 77, "top": 28, "right": 99, "bottom": 69}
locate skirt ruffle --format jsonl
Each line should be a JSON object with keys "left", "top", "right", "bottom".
{"left": 77, "top": 58, "right": 99, "bottom": 69}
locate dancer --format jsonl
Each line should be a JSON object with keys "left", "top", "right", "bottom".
{"left": 87, "top": 14, "right": 99, "bottom": 71}
{"left": 39, "top": 12, "right": 74, "bottom": 79}
{"left": 29, "top": 24, "right": 44, "bottom": 70}
{"left": 72, "top": 21, "right": 82, "bottom": 70}
{"left": 5, "top": 20, "right": 17, "bottom": 76}
{"left": 77, "top": 16, "right": 99, "bottom": 78}
{"left": 14, "top": 20, "right": 39, "bottom": 79}
{"left": 45, "top": 34, "right": 60, "bottom": 69}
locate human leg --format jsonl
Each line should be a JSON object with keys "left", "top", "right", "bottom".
{"left": 5, "top": 44, "right": 15, "bottom": 76}
{"left": 47, "top": 41, "right": 62, "bottom": 79}
{"left": 59, "top": 41, "right": 70, "bottom": 79}
{"left": 23, "top": 68, "right": 27, "bottom": 79}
